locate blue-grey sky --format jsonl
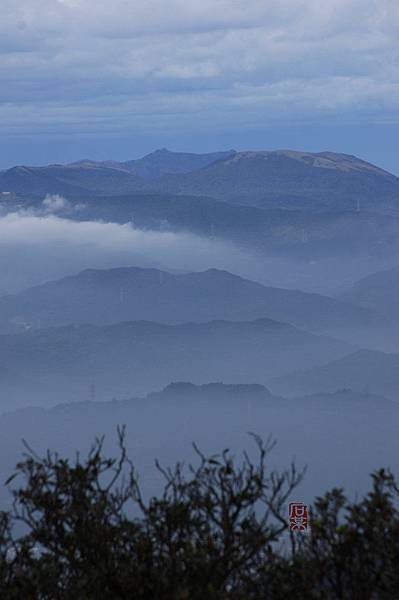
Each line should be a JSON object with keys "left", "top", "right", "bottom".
{"left": 1, "top": 0, "right": 398, "bottom": 173}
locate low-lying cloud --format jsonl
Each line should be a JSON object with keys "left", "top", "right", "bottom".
{"left": 42, "top": 194, "right": 71, "bottom": 213}
{"left": 0, "top": 210, "right": 263, "bottom": 295}
{"left": 2, "top": 200, "right": 398, "bottom": 296}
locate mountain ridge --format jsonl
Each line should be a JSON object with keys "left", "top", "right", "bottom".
{"left": 0, "top": 315, "right": 353, "bottom": 407}
{"left": 2, "top": 148, "right": 399, "bottom": 214}
{"left": 340, "top": 264, "right": 399, "bottom": 313}
{"left": 0, "top": 265, "right": 378, "bottom": 346}
{"left": 156, "top": 149, "right": 399, "bottom": 209}
{"left": 269, "top": 348, "right": 399, "bottom": 400}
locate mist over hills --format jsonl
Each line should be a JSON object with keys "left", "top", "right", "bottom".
{"left": 0, "top": 265, "right": 377, "bottom": 343}
{"left": 0, "top": 317, "right": 353, "bottom": 409}
{"left": 269, "top": 349, "right": 399, "bottom": 401}
{"left": 340, "top": 265, "right": 399, "bottom": 314}
{"left": 0, "top": 150, "right": 399, "bottom": 294}
{"left": 3, "top": 148, "right": 399, "bottom": 297}
{"left": 3, "top": 190, "right": 399, "bottom": 300}
{"left": 0, "top": 382, "right": 396, "bottom": 511}
{"left": 7, "top": 193, "right": 399, "bottom": 270}
{"left": 1, "top": 144, "right": 399, "bottom": 507}
{"left": 0, "top": 366, "right": 46, "bottom": 411}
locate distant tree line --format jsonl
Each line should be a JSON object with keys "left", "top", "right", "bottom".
{"left": 0, "top": 428, "right": 398, "bottom": 599}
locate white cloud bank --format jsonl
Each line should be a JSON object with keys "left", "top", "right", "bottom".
{"left": 42, "top": 194, "right": 71, "bottom": 212}
{"left": 0, "top": 211, "right": 264, "bottom": 294}
{"left": 0, "top": 203, "right": 397, "bottom": 297}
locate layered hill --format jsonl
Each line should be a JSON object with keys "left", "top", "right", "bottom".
{"left": 0, "top": 266, "right": 377, "bottom": 344}
{"left": 341, "top": 265, "right": 399, "bottom": 314}
{"left": 0, "top": 318, "right": 352, "bottom": 407}
{"left": 0, "top": 383, "right": 395, "bottom": 509}
{"left": 269, "top": 349, "right": 399, "bottom": 401}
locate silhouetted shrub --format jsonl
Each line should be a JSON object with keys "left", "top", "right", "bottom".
{"left": 0, "top": 428, "right": 398, "bottom": 599}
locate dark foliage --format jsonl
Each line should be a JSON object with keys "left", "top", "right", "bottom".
{"left": 0, "top": 429, "right": 398, "bottom": 599}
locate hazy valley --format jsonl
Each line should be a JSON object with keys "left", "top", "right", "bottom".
{"left": 1, "top": 147, "right": 399, "bottom": 505}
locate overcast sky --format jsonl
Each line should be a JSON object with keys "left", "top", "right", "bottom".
{"left": 1, "top": 0, "right": 398, "bottom": 172}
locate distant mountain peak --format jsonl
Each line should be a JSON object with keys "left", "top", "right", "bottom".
{"left": 120, "top": 148, "right": 237, "bottom": 180}
{"left": 1, "top": 147, "right": 397, "bottom": 211}
{"left": 220, "top": 149, "right": 390, "bottom": 176}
